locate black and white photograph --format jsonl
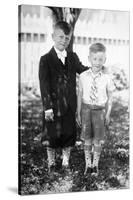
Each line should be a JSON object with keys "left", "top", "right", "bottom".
{"left": 18, "top": 4, "right": 129, "bottom": 196}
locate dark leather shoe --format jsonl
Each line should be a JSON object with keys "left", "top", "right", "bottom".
{"left": 91, "top": 166, "right": 98, "bottom": 175}
{"left": 49, "top": 164, "right": 56, "bottom": 173}
{"left": 84, "top": 167, "right": 92, "bottom": 175}
{"left": 61, "top": 165, "right": 71, "bottom": 175}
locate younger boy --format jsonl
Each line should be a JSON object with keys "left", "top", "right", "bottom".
{"left": 77, "top": 43, "right": 115, "bottom": 175}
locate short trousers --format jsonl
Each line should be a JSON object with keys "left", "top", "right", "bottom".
{"left": 81, "top": 103, "right": 105, "bottom": 143}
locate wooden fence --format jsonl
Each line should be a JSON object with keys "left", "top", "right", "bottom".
{"left": 19, "top": 32, "right": 129, "bottom": 88}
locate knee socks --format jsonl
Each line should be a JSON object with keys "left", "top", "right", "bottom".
{"left": 84, "top": 145, "right": 92, "bottom": 168}
{"left": 47, "top": 147, "right": 71, "bottom": 167}
{"left": 47, "top": 147, "right": 55, "bottom": 167}
{"left": 92, "top": 144, "right": 102, "bottom": 168}
{"left": 62, "top": 147, "right": 71, "bottom": 166}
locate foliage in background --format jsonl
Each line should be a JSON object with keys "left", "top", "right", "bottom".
{"left": 111, "top": 66, "right": 129, "bottom": 91}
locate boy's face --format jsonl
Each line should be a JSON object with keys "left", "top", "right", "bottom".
{"left": 52, "top": 28, "right": 72, "bottom": 51}
{"left": 89, "top": 52, "right": 106, "bottom": 73}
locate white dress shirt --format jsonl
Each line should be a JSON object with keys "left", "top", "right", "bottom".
{"left": 79, "top": 68, "right": 115, "bottom": 106}
{"left": 54, "top": 47, "right": 67, "bottom": 64}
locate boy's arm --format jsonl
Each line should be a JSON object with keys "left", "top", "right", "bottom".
{"left": 73, "top": 52, "right": 88, "bottom": 74}
{"left": 77, "top": 77, "right": 83, "bottom": 126}
{"left": 39, "top": 56, "right": 54, "bottom": 121}
{"left": 105, "top": 75, "right": 115, "bottom": 126}
{"left": 105, "top": 90, "right": 113, "bottom": 126}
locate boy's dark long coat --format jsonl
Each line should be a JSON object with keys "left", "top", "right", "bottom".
{"left": 39, "top": 47, "right": 87, "bottom": 148}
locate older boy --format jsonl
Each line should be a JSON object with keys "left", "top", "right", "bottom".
{"left": 39, "top": 21, "right": 87, "bottom": 172}
{"left": 77, "top": 43, "right": 115, "bottom": 175}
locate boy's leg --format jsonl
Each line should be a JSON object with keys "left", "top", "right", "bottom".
{"left": 84, "top": 140, "right": 92, "bottom": 174}
{"left": 92, "top": 141, "right": 102, "bottom": 171}
{"left": 61, "top": 107, "right": 76, "bottom": 168}
{"left": 92, "top": 109, "right": 105, "bottom": 174}
{"left": 81, "top": 104, "right": 92, "bottom": 174}
{"left": 47, "top": 147, "right": 56, "bottom": 171}
{"left": 62, "top": 147, "right": 71, "bottom": 167}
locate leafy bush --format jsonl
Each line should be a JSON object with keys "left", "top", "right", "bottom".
{"left": 110, "top": 66, "right": 129, "bottom": 91}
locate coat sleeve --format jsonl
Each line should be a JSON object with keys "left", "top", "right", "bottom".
{"left": 73, "top": 52, "right": 88, "bottom": 74}
{"left": 39, "top": 55, "right": 53, "bottom": 111}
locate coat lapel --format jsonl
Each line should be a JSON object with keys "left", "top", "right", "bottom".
{"left": 49, "top": 47, "right": 63, "bottom": 72}
{"left": 66, "top": 51, "right": 73, "bottom": 74}
{"left": 48, "top": 48, "right": 73, "bottom": 75}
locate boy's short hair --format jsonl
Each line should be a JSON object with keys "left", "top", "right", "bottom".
{"left": 54, "top": 21, "right": 72, "bottom": 35}
{"left": 89, "top": 43, "right": 106, "bottom": 53}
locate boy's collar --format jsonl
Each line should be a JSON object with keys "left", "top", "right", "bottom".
{"left": 54, "top": 47, "right": 67, "bottom": 57}
{"left": 88, "top": 67, "right": 103, "bottom": 77}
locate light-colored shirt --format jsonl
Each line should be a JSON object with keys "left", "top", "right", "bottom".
{"left": 54, "top": 47, "right": 67, "bottom": 64}
{"left": 79, "top": 68, "right": 115, "bottom": 106}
